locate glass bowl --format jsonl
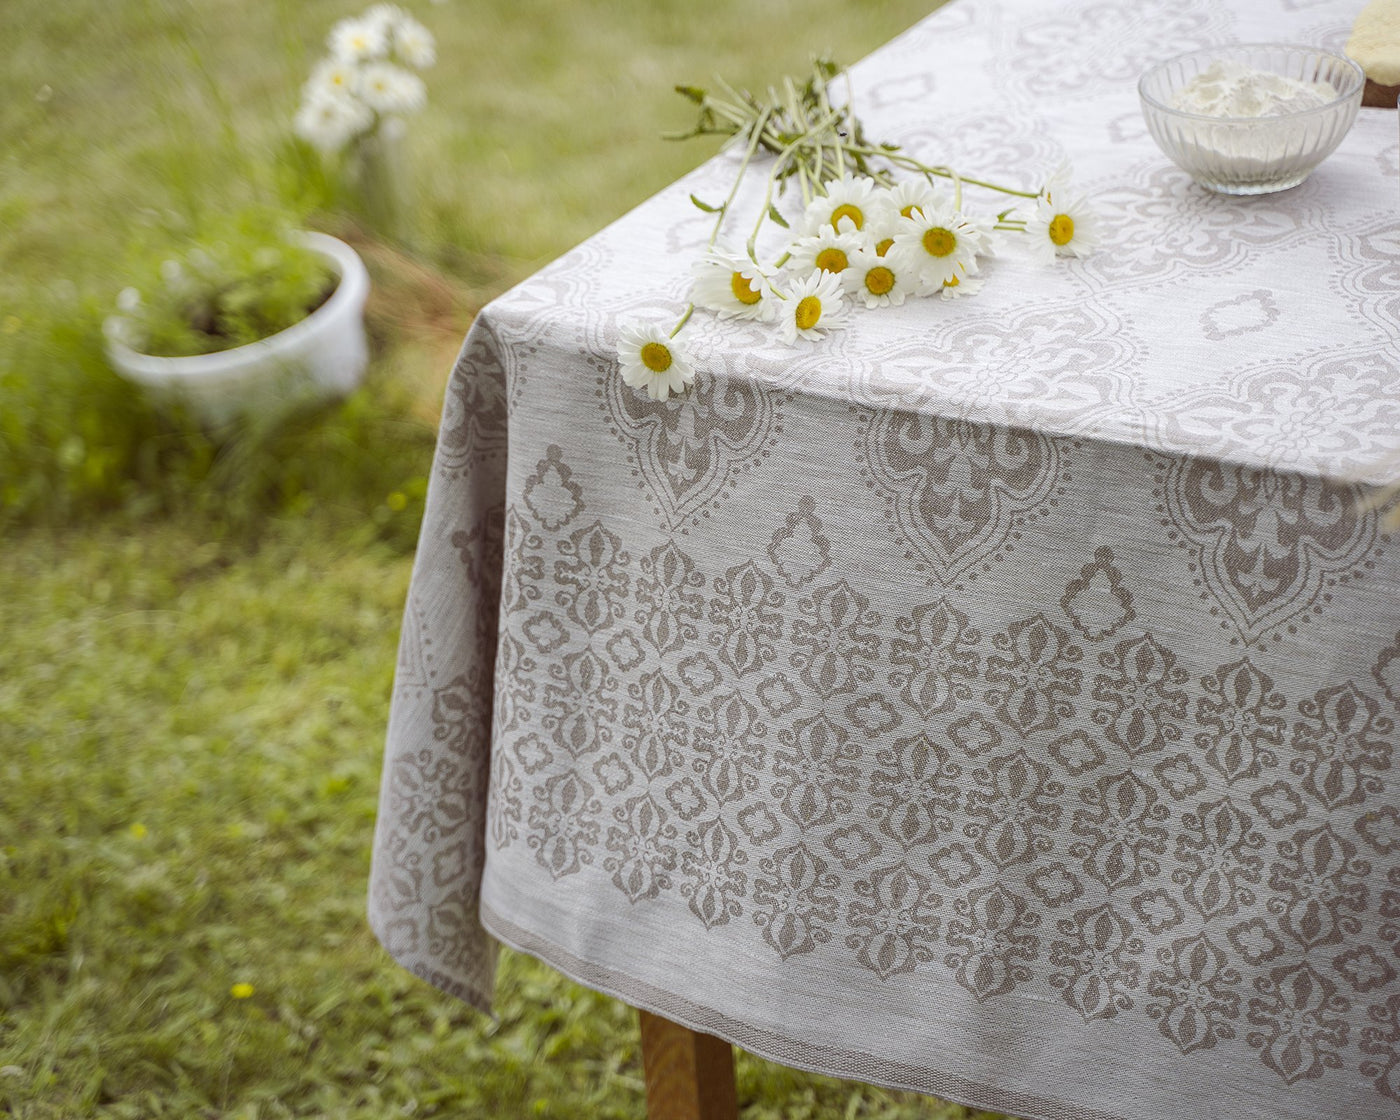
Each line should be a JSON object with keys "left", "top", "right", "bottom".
{"left": 1138, "top": 44, "right": 1364, "bottom": 195}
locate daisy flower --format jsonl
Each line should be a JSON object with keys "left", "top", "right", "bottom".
{"left": 938, "top": 265, "right": 985, "bottom": 300}
{"left": 328, "top": 16, "right": 388, "bottom": 63}
{"left": 877, "top": 179, "right": 940, "bottom": 223}
{"left": 801, "top": 173, "right": 879, "bottom": 235}
{"left": 786, "top": 224, "right": 867, "bottom": 279}
{"left": 691, "top": 248, "right": 777, "bottom": 321}
{"left": 305, "top": 57, "right": 360, "bottom": 101}
{"left": 778, "top": 270, "right": 850, "bottom": 345}
{"left": 358, "top": 62, "right": 426, "bottom": 114}
{"left": 393, "top": 16, "right": 437, "bottom": 69}
{"left": 617, "top": 323, "right": 696, "bottom": 401}
{"left": 863, "top": 212, "right": 904, "bottom": 260}
{"left": 295, "top": 89, "right": 373, "bottom": 152}
{"left": 364, "top": 3, "right": 408, "bottom": 34}
{"left": 845, "top": 245, "right": 913, "bottom": 309}
{"left": 893, "top": 203, "right": 984, "bottom": 293}
{"left": 1025, "top": 181, "right": 1099, "bottom": 265}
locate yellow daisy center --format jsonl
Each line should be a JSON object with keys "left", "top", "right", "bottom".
{"left": 830, "top": 203, "right": 864, "bottom": 231}
{"left": 900, "top": 204, "right": 922, "bottom": 219}
{"left": 944, "top": 274, "right": 961, "bottom": 289}
{"left": 875, "top": 238, "right": 894, "bottom": 257}
{"left": 795, "top": 296, "right": 822, "bottom": 331}
{"left": 923, "top": 227, "right": 957, "bottom": 257}
{"left": 1049, "top": 214, "right": 1075, "bottom": 246}
{"left": 730, "top": 271, "right": 762, "bottom": 305}
{"left": 864, "top": 266, "right": 895, "bottom": 296}
{"left": 814, "top": 248, "right": 849, "bottom": 274}
{"left": 640, "top": 342, "right": 672, "bottom": 372}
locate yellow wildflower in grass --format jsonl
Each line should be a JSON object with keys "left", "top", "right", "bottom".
{"left": 129, "top": 823, "right": 148, "bottom": 839}
{"left": 230, "top": 983, "right": 255, "bottom": 999}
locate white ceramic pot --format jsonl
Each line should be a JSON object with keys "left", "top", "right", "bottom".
{"left": 104, "top": 232, "right": 370, "bottom": 426}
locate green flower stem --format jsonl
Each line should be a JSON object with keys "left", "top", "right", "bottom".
{"left": 817, "top": 78, "right": 845, "bottom": 179}
{"left": 669, "top": 302, "right": 695, "bottom": 337}
{"left": 840, "top": 145, "right": 1040, "bottom": 199}
{"left": 705, "top": 106, "right": 772, "bottom": 250}
{"left": 745, "top": 114, "right": 842, "bottom": 262}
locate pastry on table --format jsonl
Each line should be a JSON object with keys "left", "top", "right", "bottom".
{"left": 1348, "top": 0, "right": 1400, "bottom": 107}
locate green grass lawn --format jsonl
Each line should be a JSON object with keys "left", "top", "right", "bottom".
{"left": 0, "top": 0, "right": 1012, "bottom": 1115}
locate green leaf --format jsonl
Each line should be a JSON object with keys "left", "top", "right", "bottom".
{"left": 766, "top": 205, "right": 789, "bottom": 230}
{"left": 688, "top": 195, "right": 722, "bottom": 214}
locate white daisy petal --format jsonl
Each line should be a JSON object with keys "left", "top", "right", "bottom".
{"left": 617, "top": 322, "right": 696, "bottom": 402}
{"left": 1040, "top": 160, "right": 1075, "bottom": 208}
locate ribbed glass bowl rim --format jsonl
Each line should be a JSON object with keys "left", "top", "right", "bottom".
{"left": 1138, "top": 43, "right": 1365, "bottom": 123}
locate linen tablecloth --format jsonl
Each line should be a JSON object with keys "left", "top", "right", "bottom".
{"left": 369, "top": 1, "right": 1400, "bottom": 1116}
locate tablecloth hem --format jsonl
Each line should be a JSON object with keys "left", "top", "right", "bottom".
{"left": 479, "top": 900, "right": 1129, "bottom": 1120}
{"left": 367, "top": 909, "right": 496, "bottom": 1021}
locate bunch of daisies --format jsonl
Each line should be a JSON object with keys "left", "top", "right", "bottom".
{"left": 293, "top": 4, "right": 435, "bottom": 154}
{"left": 617, "top": 63, "right": 1099, "bottom": 403}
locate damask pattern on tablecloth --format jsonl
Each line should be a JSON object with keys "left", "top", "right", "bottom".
{"left": 601, "top": 343, "right": 784, "bottom": 532}
{"left": 855, "top": 411, "right": 1065, "bottom": 589}
{"left": 471, "top": 441, "right": 1400, "bottom": 1100}
{"left": 1154, "top": 454, "right": 1383, "bottom": 647}
{"left": 1331, "top": 218, "right": 1400, "bottom": 342}
{"left": 1073, "top": 161, "right": 1334, "bottom": 295}
{"left": 992, "top": 0, "right": 1221, "bottom": 104}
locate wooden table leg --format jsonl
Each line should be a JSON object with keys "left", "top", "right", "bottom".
{"left": 638, "top": 1008, "right": 738, "bottom": 1120}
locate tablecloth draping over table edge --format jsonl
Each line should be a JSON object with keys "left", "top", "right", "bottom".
{"left": 369, "top": 1, "right": 1400, "bottom": 1118}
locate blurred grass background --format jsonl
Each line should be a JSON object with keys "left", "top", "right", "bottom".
{"left": 0, "top": 0, "right": 1015, "bottom": 1116}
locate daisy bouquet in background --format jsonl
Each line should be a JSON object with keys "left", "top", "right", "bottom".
{"left": 293, "top": 4, "right": 435, "bottom": 236}
{"left": 618, "top": 58, "right": 1099, "bottom": 402}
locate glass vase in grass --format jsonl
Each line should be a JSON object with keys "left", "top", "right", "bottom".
{"left": 348, "top": 118, "right": 412, "bottom": 241}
